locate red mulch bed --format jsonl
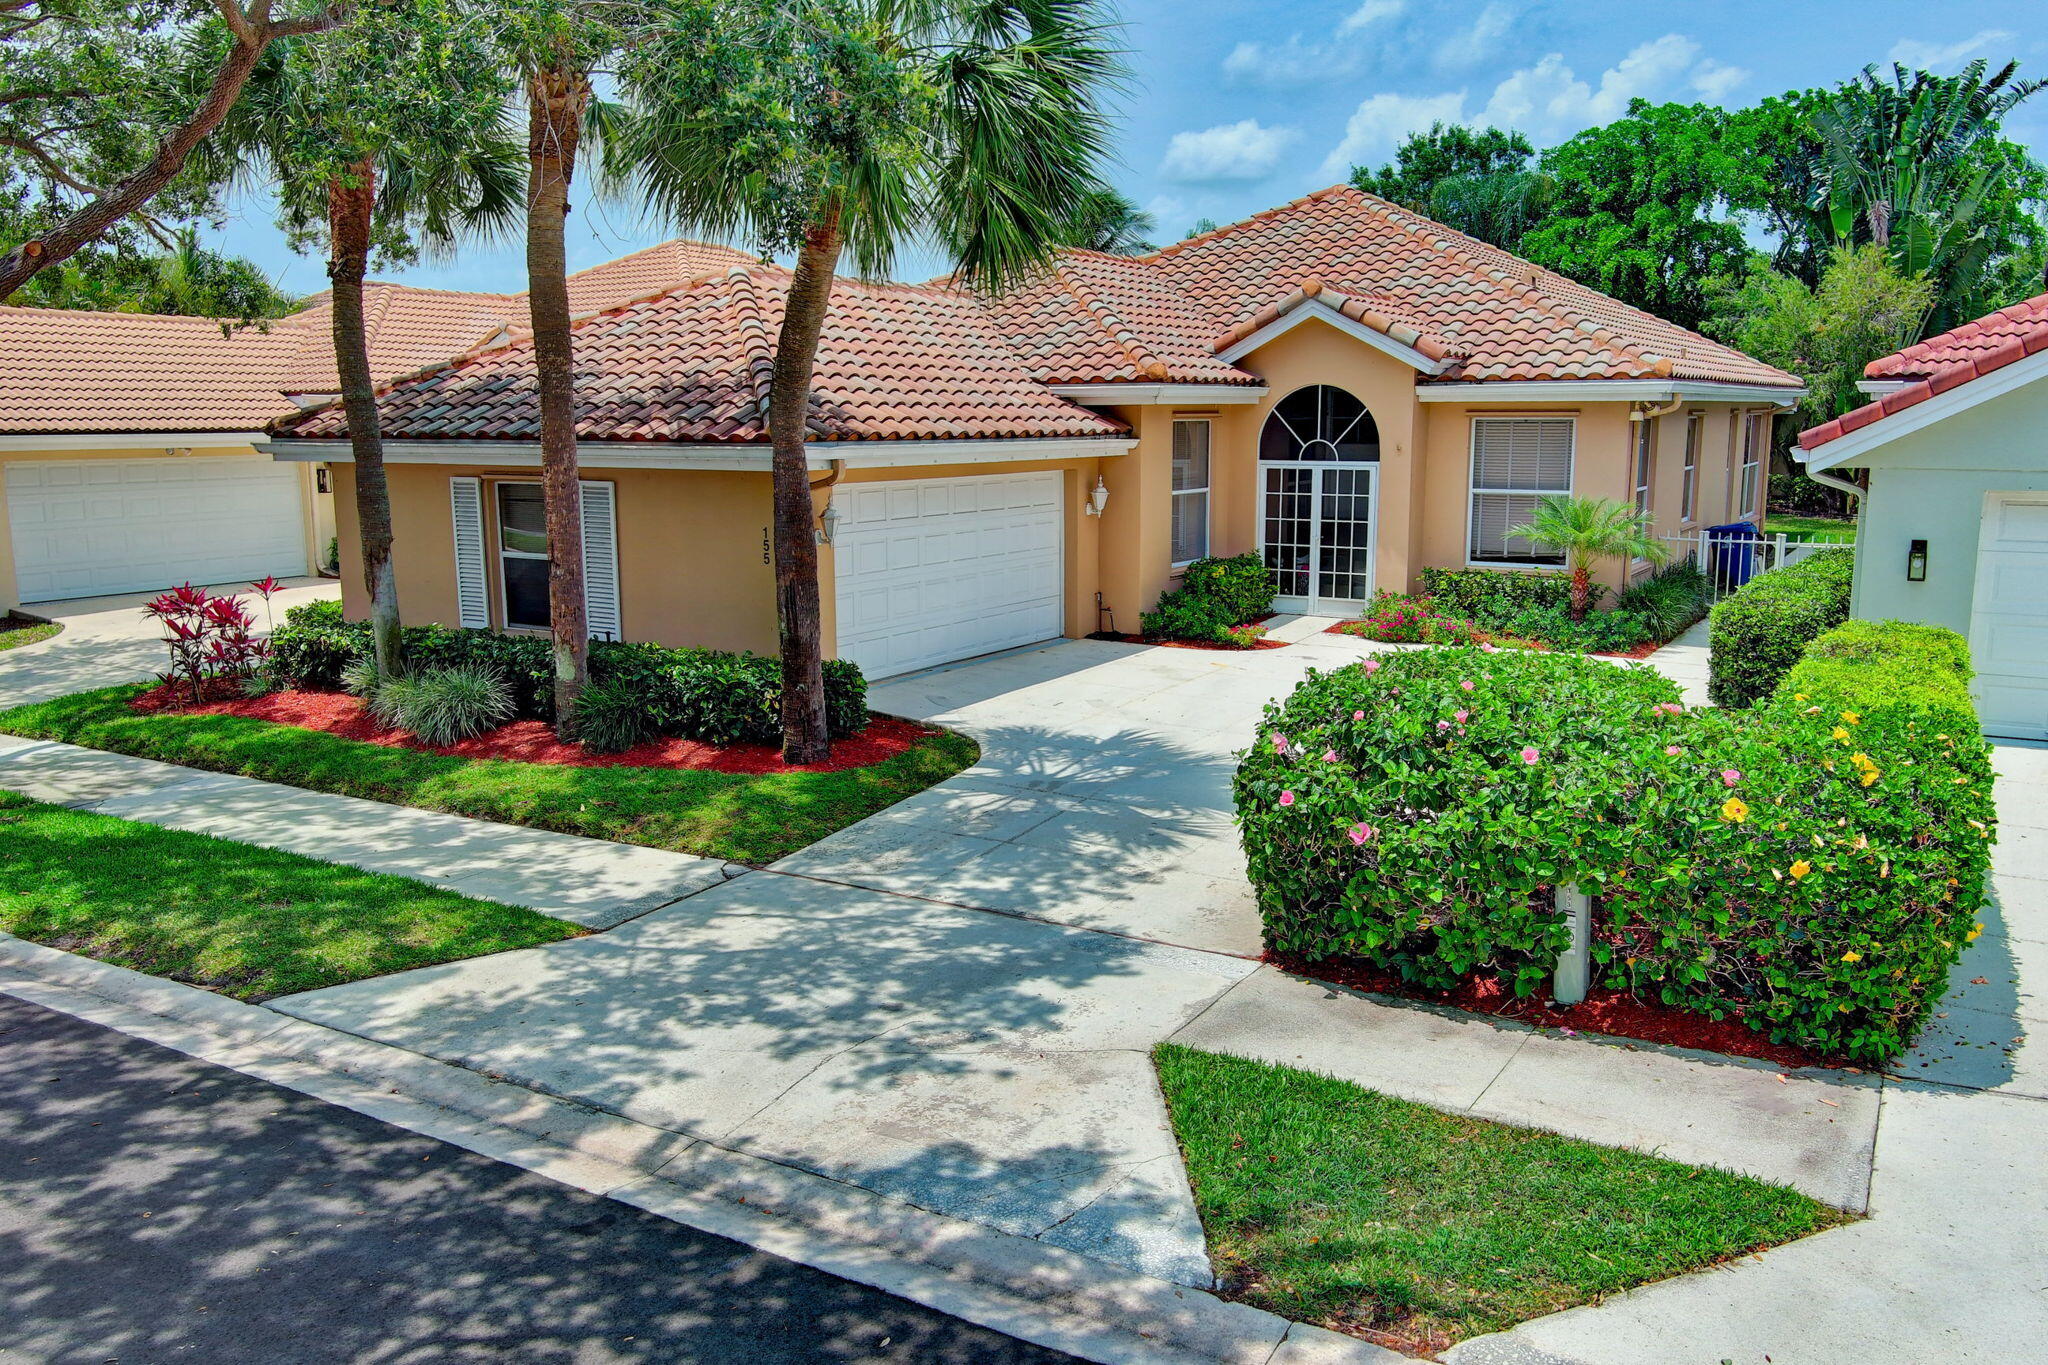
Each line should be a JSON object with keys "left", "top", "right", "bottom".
{"left": 1267, "top": 950, "right": 1854, "bottom": 1072}
{"left": 130, "top": 684, "right": 931, "bottom": 774}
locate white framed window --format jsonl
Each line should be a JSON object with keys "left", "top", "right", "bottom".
{"left": 1171, "top": 418, "right": 1211, "bottom": 565}
{"left": 1631, "top": 419, "right": 1655, "bottom": 518}
{"left": 1468, "top": 417, "right": 1573, "bottom": 565}
{"left": 1680, "top": 412, "right": 1701, "bottom": 524}
{"left": 1738, "top": 411, "right": 1766, "bottom": 520}
{"left": 495, "top": 481, "right": 553, "bottom": 630}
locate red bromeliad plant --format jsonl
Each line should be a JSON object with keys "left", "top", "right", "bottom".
{"left": 143, "top": 583, "right": 268, "bottom": 703}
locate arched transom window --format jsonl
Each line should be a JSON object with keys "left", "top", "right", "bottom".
{"left": 1259, "top": 385, "right": 1380, "bottom": 462}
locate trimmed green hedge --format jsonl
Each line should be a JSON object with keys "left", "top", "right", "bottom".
{"left": 1416, "top": 566, "right": 1590, "bottom": 618}
{"left": 1235, "top": 619, "right": 1995, "bottom": 1063}
{"left": 1140, "top": 552, "right": 1276, "bottom": 645}
{"left": 1707, "top": 548, "right": 1855, "bottom": 708}
{"left": 267, "top": 600, "right": 868, "bottom": 746}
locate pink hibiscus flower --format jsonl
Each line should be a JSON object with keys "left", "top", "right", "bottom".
{"left": 1520, "top": 746, "right": 1540, "bottom": 764}
{"left": 1278, "top": 790, "right": 1296, "bottom": 807}
{"left": 1721, "top": 769, "right": 1741, "bottom": 787}
{"left": 1347, "top": 821, "right": 1377, "bottom": 845}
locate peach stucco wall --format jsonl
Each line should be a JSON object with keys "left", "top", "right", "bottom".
{"left": 321, "top": 313, "right": 1784, "bottom": 667}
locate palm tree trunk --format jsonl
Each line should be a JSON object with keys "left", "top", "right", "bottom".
{"left": 767, "top": 204, "right": 843, "bottom": 764}
{"left": 327, "top": 159, "right": 403, "bottom": 677}
{"left": 1569, "top": 562, "right": 1592, "bottom": 621}
{"left": 524, "top": 59, "right": 592, "bottom": 732}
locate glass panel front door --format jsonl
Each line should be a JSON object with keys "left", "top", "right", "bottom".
{"left": 1260, "top": 462, "right": 1375, "bottom": 614}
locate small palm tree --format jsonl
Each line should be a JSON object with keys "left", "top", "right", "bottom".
{"left": 1507, "top": 495, "right": 1667, "bottom": 620}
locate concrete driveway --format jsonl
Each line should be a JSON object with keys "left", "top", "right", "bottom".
{"left": 0, "top": 577, "right": 340, "bottom": 710}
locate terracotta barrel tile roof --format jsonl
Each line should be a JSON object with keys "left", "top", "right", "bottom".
{"left": 1800, "top": 291, "right": 2048, "bottom": 452}
{"left": 0, "top": 305, "right": 300, "bottom": 435}
{"left": 284, "top": 265, "right": 1126, "bottom": 445}
{"left": 276, "top": 285, "right": 518, "bottom": 395}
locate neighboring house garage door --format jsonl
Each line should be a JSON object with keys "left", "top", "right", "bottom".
{"left": 832, "top": 471, "right": 1064, "bottom": 678}
{"left": 1970, "top": 493, "right": 2048, "bottom": 740}
{"left": 7, "top": 455, "right": 307, "bottom": 603}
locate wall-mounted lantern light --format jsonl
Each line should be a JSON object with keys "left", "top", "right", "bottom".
{"left": 1906, "top": 538, "right": 1928, "bottom": 582}
{"left": 815, "top": 498, "right": 842, "bottom": 546}
{"left": 1083, "top": 476, "right": 1110, "bottom": 517}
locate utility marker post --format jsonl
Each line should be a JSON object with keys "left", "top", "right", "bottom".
{"left": 1553, "top": 883, "right": 1591, "bottom": 1006}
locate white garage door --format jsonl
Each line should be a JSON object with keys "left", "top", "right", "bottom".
{"left": 832, "top": 471, "right": 1064, "bottom": 678}
{"left": 1970, "top": 493, "right": 2048, "bottom": 740}
{"left": 7, "top": 455, "right": 307, "bottom": 603}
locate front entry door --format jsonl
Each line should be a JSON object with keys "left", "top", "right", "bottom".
{"left": 1260, "top": 462, "right": 1377, "bottom": 615}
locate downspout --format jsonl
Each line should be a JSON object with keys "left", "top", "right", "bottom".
{"left": 1803, "top": 464, "right": 1863, "bottom": 504}
{"left": 1628, "top": 395, "right": 1684, "bottom": 422}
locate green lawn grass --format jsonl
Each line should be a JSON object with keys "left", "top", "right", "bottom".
{"left": 0, "top": 614, "right": 60, "bottom": 651}
{"left": 0, "top": 685, "right": 977, "bottom": 865}
{"left": 1763, "top": 514, "right": 1857, "bottom": 541}
{"left": 0, "top": 790, "right": 577, "bottom": 999}
{"left": 1155, "top": 1043, "right": 1848, "bottom": 1354}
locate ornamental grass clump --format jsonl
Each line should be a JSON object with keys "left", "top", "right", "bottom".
{"left": 1235, "top": 623, "right": 1995, "bottom": 1064}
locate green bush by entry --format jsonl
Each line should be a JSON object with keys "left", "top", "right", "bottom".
{"left": 368, "top": 664, "right": 516, "bottom": 747}
{"left": 1707, "top": 548, "right": 1855, "bottom": 708}
{"left": 1233, "top": 620, "right": 1995, "bottom": 1063}
{"left": 1416, "top": 566, "right": 1593, "bottom": 619}
{"left": 1139, "top": 552, "right": 1276, "bottom": 645}
{"left": 268, "top": 601, "right": 869, "bottom": 745}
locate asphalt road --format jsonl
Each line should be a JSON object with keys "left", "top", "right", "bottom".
{"left": 0, "top": 991, "right": 1085, "bottom": 1365}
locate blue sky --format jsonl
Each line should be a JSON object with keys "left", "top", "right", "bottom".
{"left": 203, "top": 0, "right": 2048, "bottom": 296}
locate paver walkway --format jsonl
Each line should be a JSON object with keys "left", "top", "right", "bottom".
{"left": 7, "top": 611, "right": 2040, "bottom": 1362}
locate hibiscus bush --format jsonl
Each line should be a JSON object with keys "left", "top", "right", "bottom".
{"left": 1235, "top": 623, "right": 1994, "bottom": 1063}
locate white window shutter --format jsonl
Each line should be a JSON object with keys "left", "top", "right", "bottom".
{"left": 449, "top": 476, "right": 491, "bottom": 629}
{"left": 580, "top": 480, "right": 621, "bottom": 641}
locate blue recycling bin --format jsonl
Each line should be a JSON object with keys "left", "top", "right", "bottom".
{"left": 1706, "top": 521, "right": 1762, "bottom": 592}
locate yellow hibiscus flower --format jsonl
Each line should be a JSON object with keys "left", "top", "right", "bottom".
{"left": 1841, "top": 949, "right": 1863, "bottom": 963}
{"left": 1720, "top": 797, "right": 1750, "bottom": 823}
{"left": 1790, "top": 860, "right": 1812, "bottom": 880}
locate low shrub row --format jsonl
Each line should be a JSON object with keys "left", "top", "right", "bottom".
{"left": 1234, "top": 619, "right": 1994, "bottom": 1063}
{"left": 1140, "top": 553, "right": 1277, "bottom": 646}
{"left": 1343, "top": 563, "right": 1711, "bottom": 657}
{"left": 268, "top": 600, "right": 868, "bottom": 749}
{"left": 1708, "top": 548, "right": 1855, "bottom": 708}
{"left": 1415, "top": 566, "right": 1591, "bottom": 619}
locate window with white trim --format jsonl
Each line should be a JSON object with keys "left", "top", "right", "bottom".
{"left": 495, "top": 482, "right": 551, "bottom": 630}
{"left": 1469, "top": 417, "right": 1572, "bottom": 565}
{"left": 1680, "top": 413, "right": 1701, "bottom": 524}
{"left": 1171, "top": 418, "right": 1210, "bottom": 564}
{"left": 1738, "top": 412, "right": 1766, "bottom": 519}
{"left": 1631, "top": 419, "right": 1654, "bottom": 518}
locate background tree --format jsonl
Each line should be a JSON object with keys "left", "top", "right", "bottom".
{"left": 618, "top": 0, "right": 1121, "bottom": 762}
{"left": 1519, "top": 101, "right": 1754, "bottom": 330}
{"left": 1349, "top": 123, "right": 1535, "bottom": 206}
{"left": 1182, "top": 216, "right": 1219, "bottom": 239}
{"left": 0, "top": 1, "right": 352, "bottom": 301}
{"left": 1059, "top": 186, "right": 1155, "bottom": 254}
{"left": 0, "top": 205, "right": 296, "bottom": 319}
{"left": 208, "top": 0, "right": 521, "bottom": 678}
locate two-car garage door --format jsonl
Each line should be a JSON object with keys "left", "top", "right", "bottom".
{"left": 832, "top": 471, "right": 1065, "bottom": 678}
{"left": 7, "top": 455, "right": 307, "bottom": 603}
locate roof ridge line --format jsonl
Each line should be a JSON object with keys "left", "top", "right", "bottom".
{"left": 726, "top": 266, "right": 775, "bottom": 425}
{"left": 1145, "top": 185, "right": 1345, "bottom": 262}
{"left": 1053, "top": 263, "right": 1172, "bottom": 381}
{"left": 1346, "top": 188, "right": 1671, "bottom": 379}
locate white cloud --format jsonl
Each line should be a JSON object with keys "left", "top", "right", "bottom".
{"left": 1318, "top": 91, "right": 1469, "bottom": 180}
{"left": 1337, "top": 0, "right": 1406, "bottom": 37}
{"left": 1477, "top": 35, "right": 1701, "bottom": 136}
{"left": 1161, "top": 120, "right": 1301, "bottom": 183}
{"left": 1222, "top": 36, "right": 1358, "bottom": 86}
{"left": 1435, "top": 2, "right": 1518, "bottom": 71}
{"left": 1691, "top": 59, "right": 1749, "bottom": 101}
{"left": 1318, "top": 33, "right": 1752, "bottom": 179}
{"left": 1888, "top": 29, "right": 2014, "bottom": 71}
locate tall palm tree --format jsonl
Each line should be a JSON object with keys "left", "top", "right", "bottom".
{"left": 1507, "top": 495, "right": 1667, "bottom": 621}
{"left": 616, "top": 0, "right": 1121, "bottom": 761}
{"left": 496, "top": 2, "right": 621, "bottom": 730}
{"left": 208, "top": 1, "right": 521, "bottom": 678}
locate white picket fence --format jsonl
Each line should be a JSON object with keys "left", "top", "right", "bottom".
{"left": 1656, "top": 528, "right": 1855, "bottom": 602}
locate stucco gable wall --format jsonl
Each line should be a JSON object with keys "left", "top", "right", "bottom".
{"left": 1831, "top": 374, "right": 2048, "bottom": 634}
